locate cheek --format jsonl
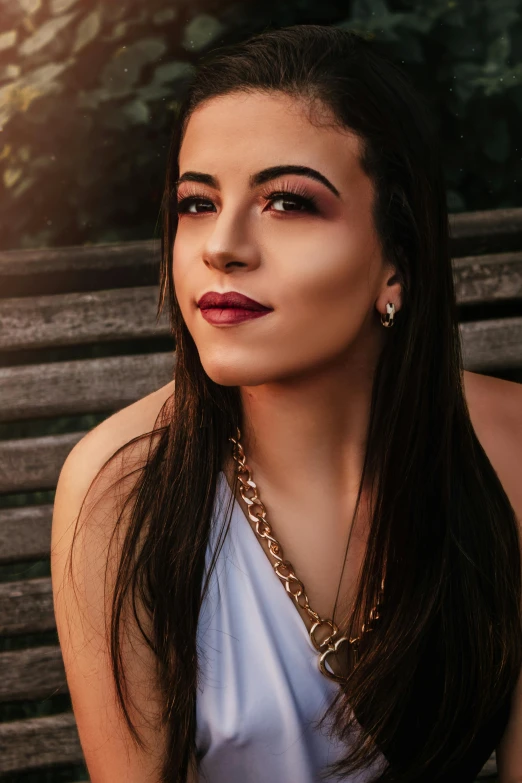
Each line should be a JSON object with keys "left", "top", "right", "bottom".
{"left": 172, "top": 242, "right": 197, "bottom": 317}
{"left": 278, "top": 238, "right": 377, "bottom": 342}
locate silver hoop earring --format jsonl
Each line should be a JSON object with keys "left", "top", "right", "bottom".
{"left": 381, "top": 302, "right": 395, "bottom": 328}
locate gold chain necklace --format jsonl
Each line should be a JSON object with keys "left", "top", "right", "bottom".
{"left": 229, "top": 426, "right": 384, "bottom": 684}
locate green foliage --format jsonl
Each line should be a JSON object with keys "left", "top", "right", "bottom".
{"left": 0, "top": 0, "right": 520, "bottom": 250}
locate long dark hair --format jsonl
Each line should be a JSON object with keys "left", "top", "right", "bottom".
{"left": 69, "top": 24, "right": 522, "bottom": 783}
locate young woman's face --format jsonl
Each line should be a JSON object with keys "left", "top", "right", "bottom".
{"left": 173, "top": 90, "right": 400, "bottom": 386}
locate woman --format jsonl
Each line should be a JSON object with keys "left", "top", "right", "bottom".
{"left": 51, "top": 24, "right": 522, "bottom": 783}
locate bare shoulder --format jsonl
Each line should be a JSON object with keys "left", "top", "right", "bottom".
{"left": 463, "top": 369, "right": 522, "bottom": 526}
{"left": 463, "top": 373, "right": 522, "bottom": 780}
{"left": 465, "top": 378, "right": 522, "bottom": 783}
{"left": 463, "top": 369, "right": 522, "bottom": 423}
{"left": 50, "top": 379, "right": 176, "bottom": 783}
{"left": 51, "top": 375, "right": 175, "bottom": 575}
{"left": 62, "top": 378, "right": 174, "bottom": 497}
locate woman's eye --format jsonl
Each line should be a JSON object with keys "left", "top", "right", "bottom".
{"left": 176, "top": 198, "right": 215, "bottom": 214}
{"left": 176, "top": 192, "right": 317, "bottom": 215}
{"left": 266, "top": 193, "right": 318, "bottom": 213}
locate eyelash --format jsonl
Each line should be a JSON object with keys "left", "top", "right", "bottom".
{"left": 175, "top": 180, "right": 319, "bottom": 215}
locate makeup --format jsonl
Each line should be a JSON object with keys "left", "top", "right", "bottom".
{"left": 197, "top": 291, "right": 274, "bottom": 326}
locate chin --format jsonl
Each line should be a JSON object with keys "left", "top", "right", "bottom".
{"left": 200, "top": 363, "right": 267, "bottom": 388}
{"left": 197, "top": 349, "right": 276, "bottom": 387}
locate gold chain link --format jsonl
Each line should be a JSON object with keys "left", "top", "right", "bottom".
{"left": 229, "top": 426, "right": 384, "bottom": 684}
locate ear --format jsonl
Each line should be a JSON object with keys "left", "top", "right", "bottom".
{"left": 375, "top": 263, "right": 403, "bottom": 320}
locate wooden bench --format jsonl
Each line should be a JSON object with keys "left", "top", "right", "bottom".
{"left": 1, "top": 207, "right": 521, "bottom": 781}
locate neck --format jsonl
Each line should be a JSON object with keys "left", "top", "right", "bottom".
{"left": 223, "top": 345, "right": 379, "bottom": 515}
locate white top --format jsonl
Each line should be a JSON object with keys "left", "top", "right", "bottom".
{"left": 195, "top": 471, "right": 386, "bottom": 782}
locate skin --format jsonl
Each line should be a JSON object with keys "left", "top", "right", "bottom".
{"left": 51, "top": 90, "right": 522, "bottom": 782}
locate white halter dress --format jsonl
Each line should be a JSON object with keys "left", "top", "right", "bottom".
{"left": 195, "top": 471, "right": 386, "bottom": 782}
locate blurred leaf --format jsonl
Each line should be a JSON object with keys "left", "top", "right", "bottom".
{"left": 153, "top": 60, "right": 195, "bottom": 84}
{"left": 122, "top": 97, "right": 150, "bottom": 124}
{"left": 72, "top": 7, "right": 102, "bottom": 54}
{"left": 182, "top": 13, "right": 226, "bottom": 51}
{"left": 18, "top": 12, "right": 78, "bottom": 57}
{"left": 0, "top": 63, "right": 21, "bottom": 81}
{"left": 486, "top": 34, "right": 511, "bottom": 68}
{"left": 0, "top": 30, "right": 18, "bottom": 52}
{"left": 50, "top": 0, "right": 79, "bottom": 12}
{"left": 153, "top": 8, "right": 178, "bottom": 25}
{"left": 19, "top": 0, "right": 42, "bottom": 12}
{"left": 99, "top": 37, "right": 167, "bottom": 98}
{"left": 0, "top": 61, "right": 70, "bottom": 127}
{"left": 3, "top": 166, "right": 23, "bottom": 187}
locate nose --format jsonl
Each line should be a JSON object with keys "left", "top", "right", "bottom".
{"left": 202, "top": 207, "right": 261, "bottom": 273}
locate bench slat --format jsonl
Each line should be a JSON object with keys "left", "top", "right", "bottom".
{"left": 0, "top": 712, "right": 83, "bottom": 773}
{"left": 453, "top": 251, "right": 522, "bottom": 304}
{"left": 460, "top": 316, "right": 522, "bottom": 371}
{"left": 449, "top": 207, "right": 522, "bottom": 249}
{"left": 0, "top": 645, "right": 66, "bottom": 701}
{"left": 0, "top": 286, "right": 169, "bottom": 351}
{"left": 0, "top": 432, "right": 86, "bottom": 494}
{"left": 0, "top": 351, "right": 175, "bottom": 423}
{"left": 0, "top": 239, "right": 158, "bottom": 298}
{"left": 0, "top": 577, "right": 55, "bottom": 635}
{"left": 0, "top": 504, "right": 53, "bottom": 564}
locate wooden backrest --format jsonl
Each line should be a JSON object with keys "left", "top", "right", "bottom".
{"left": 1, "top": 208, "right": 521, "bottom": 779}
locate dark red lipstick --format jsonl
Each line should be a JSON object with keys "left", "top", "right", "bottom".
{"left": 197, "top": 291, "right": 273, "bottom": 325}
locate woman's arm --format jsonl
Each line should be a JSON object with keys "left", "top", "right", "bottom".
{"left": 489, "top": 380, "right": 522, "bottom": 783}
{"left": 496, "top": 668, "right": 522, "bottom": 783}
{"left": 51, "top": 383, "right": 198, "bottom": 782}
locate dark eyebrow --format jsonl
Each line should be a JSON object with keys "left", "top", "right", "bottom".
{"left": 175, "top": 164, "right": 341, "bottom": 198}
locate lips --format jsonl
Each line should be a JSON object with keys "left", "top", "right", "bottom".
{"left": 197, "top": 291, "right": 272, "bottom": 311}
{"left": 196, "top": 290, "right": 273, "bottom": 326}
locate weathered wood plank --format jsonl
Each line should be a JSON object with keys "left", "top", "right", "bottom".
{"left": 449, "top": 207, "right": 522, "bottom": 256}
{"left": 0, "top": 645, "right": 67, "bottom": 701}
{"left": 0, "top": 577, "right": 55, "bottom": 635}
{"left": 0, "top": 351, "right": 175, "bottom": 422}
{"left": 453, "top": 251, "right": 522, "bottom": 304}
{"left": 0, "top": 504, "right": 53, "bottom": 564}
{"left": 0, "top": 712, "right": 84, "bottom": 773}
{"left": 450, "top": 209, "right": 522, "bottom": 239}
{"left": 0, "top": 432, "right": 86, "bottom": 494}
{"left": 0, "top": 239, "right": 159, "bottom": 298}
{"left": 460, "top": 316, "right": 522, "bottom": 371}
{"left": 0, "top": 286, "right": 169, "bottom": 351}
{"left": 1, "top": 253, "right": 521, "bottom": 352}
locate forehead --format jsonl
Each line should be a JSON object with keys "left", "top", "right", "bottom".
{"left": 178, "top": 91, "right": 365, "bottom": 184}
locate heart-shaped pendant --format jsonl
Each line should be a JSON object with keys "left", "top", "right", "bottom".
{"left": 319, "top": 635, "right": 355, "bottom": 682}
